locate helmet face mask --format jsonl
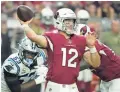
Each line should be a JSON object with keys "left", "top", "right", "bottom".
{"left": 22, "top": 50, "right": 38, "bottom": 67}
{"left": 77, "top": 18, "right": 89, "bottom": 24}
{"left": 19, "top": 38, "right": 39, "bottom": 67}
{"left": 54, "top": 8, "right": 77, "bottom": 35}
{"left": 77, "top": 9, "right": 90, "bottom": 24}
{"left": 41, "top": 7, "right": 54, "bottom": 25}
{"left": 42, "top": 16, "right": 53, "bottom": 25}
{"left": 63, "top": 19, "right": 76, "bottom": 35}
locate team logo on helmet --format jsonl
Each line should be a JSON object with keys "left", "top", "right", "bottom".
{"left": 80, "top": 26, "right": 87, "bottom": 35}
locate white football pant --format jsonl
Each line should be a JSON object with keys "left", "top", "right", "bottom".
{"left": 45, "top": 81, "right": 79, "bottom": 92}
{"left": 100, "top": 78, "right": 120, "bottom": 92}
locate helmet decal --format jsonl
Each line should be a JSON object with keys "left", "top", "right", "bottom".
{"left": 80, "top": 26, "right": 87, "bottom": 35}
{"left": 54, "top": 12, "right": 59, "bottom": 19}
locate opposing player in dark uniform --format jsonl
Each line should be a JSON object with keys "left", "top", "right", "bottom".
{"left": 17, "top": 7, "right": 100, "bottom": 92}
{"left": 77, "top": 25, "right": 120, "bottom": 92}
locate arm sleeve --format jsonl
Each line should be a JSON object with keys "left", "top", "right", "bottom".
{"left": 4, "top": 69, "right": 37, "bottom": 92}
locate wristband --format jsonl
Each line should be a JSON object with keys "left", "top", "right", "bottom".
{"left": 34, "top": 75, "right": 46, "bottom": 85}
{"left": 89, "top": 47, "right": 97, "bottom": 53}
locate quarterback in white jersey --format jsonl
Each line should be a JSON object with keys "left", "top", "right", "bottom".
{"left": 1, "top": 37, "right": 48, "bottom": 92}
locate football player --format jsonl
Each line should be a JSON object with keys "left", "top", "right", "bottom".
{"left": 77, "top": 25, "right": 120, "bottom": 92}
{"left": 18, "top": 7, "right": 100, "bottom": 92}
{"left": 1, "top": 37, "right": 48, "bottom": 92}
{"left": 76, "top": 9, "right": 93, "bottom": 92}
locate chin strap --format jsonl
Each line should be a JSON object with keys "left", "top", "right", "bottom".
{"left": 62, "top": 30, "right": 74, "bottom": 36}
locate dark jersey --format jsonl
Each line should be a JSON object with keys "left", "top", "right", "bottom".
{"left": 91, "top": 40, "right": 120, "bottom": 82}
{"left": 44, "top": 31, "right": 86, "bottom": 84}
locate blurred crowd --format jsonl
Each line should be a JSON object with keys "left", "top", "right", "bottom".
{"left": 1, "top": 1, "right": 120, "bottom": 92}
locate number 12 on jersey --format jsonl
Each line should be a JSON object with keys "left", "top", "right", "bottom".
{"left": 61, "top": 48, "right": 78, "bottom": 68}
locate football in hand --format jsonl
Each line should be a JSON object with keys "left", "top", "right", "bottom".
{"left": 17, "top": 5, "right": 34, "bottom": 22}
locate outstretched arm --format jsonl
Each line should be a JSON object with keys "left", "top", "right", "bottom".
{"left": 20, "top": 19, "right": 47, "bottom": 48}
{"left": 16, "top": 5, "right": 47, "bottom": 48}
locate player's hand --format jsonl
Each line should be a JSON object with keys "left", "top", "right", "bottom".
{"left": 34, "top": 65, "right": 48, "bottom": 76}
{"left": 86, "top": 32, "right": 96, "bottom": 48}
{"left": 34, "top": 74, "right": 46, "bottom": 85}
{"left": 34, "top": 65, "right": 48, "bottom": 85}
{"left": 17, "top": 17, "right": 33, "bottom": 25}
{"left": 17, "top": 5, "right": 34, "bottom": 25}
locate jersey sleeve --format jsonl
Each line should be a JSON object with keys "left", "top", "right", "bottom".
{"left": 44, "top": 32, "right": 54, "bottom": 51}
{"left": 96, "top": 40, "right": 118, "bottom": 61}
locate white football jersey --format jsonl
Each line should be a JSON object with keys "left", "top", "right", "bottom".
{"left": 1, "top": 49, "right": 46, "bottom": 92}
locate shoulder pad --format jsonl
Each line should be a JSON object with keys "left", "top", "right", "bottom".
{"left": 10, "top": 53, "right": 21, "bottom": 64}
{"left": 2, "top": 54, "right": 20, "bottom": 74}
